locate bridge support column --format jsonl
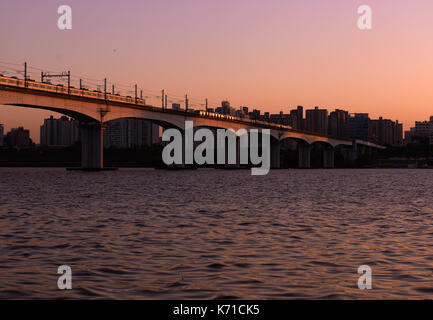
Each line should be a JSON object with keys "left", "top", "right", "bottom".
{"left": 81, "top": 122, "right": 103, "bottom": 169}
{"left": 359, "top": 144, "right": 367, "bottom": 156}
{"left": 271, "top": 140, "right": 281, "bottom": 169}
{"left": 366, "top": 146, "right": 373, "bottom": 157}
{"left": 323, "top": 148, "right": 335, "bottom": 169}
{"left": 350, "top": 142, "right": 358, "bottom": 162}
{"left": 298, "top": 144, "right": 311, "bottom": 169}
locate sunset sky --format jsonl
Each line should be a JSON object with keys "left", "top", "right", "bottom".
{"left": 1, "top": 0, "right": 433, "bottom": 142}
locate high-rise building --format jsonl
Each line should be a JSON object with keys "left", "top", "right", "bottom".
{"left": 221, "top": 101, "right": 231, "bottom": 114}
{"left": 40, "top": 115, "right": 80, "bottom": 146}
{"left": 305, "top": 107, "right": 328, "bottom": 135}
{"left": 369, "top": 117, "right": 403, "bottom": 146}
{"left": 216, "top": 101, "right": 236, "bottom": 116}
{"left": 0, "top": 124, "right": 4, "bottom": 147}
{"left": 5, "top": 127, "right": 31, "bottom": 148}
{"left": 348, "top": 113, "right": 370, "bottom": 141}
{"left": 269, "top": 111, "right": 291, "bottom": 125}
{"left": 328, "top": 109, "right": 348, "bottom": 137}
{"left": 289, "top": 106, "right": 304, "bottom": 130}
{"left": 348, "top": 113, "right": 403, "bottom": 145}
{"left": 405, "top": 116, "right": 433, "bottom": 144}
{"left": 248, "top": 109, "right": 261, "bottom": 120}
{"left": 395, "top": 121, "right": 403, "bottom": 145}
{"left": 104, "top": 118, "right": 160, "bottom": 149}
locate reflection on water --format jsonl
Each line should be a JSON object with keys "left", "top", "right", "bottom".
{"left": 1, "top": 168, "right": 433, "bottom": 299}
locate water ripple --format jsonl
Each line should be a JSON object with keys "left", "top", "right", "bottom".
{"left": 1, "top": 168, "right": 433, "bottom": 299}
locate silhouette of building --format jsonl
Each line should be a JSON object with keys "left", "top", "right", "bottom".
{"left": 405, "top": 116, "right": 433, "bottom": 144}
{"left": 269, "top": 112, "right": 282, "bottom": 124}
{"left": 40, "top": 115, "right": 80, "bottom": 146}
{"left": 172, "top": 103, "right": 181, "bottom": 111}
{"left": 348, "top": 113, "right": 370, "bottom": 141}
{"left": 5, "top": 127, "right": 31, "bottom": 148}
{"left": 369, "top": 117, "right": 403, "bottom": 146}
{"left": 328, "top": 109, "right": 348, "bottom": 137}
{"left": 248, "top": 109, "right": 261, "bottom": 120}
{"left": 0, "top": 124, "right": 4, "bottom": 147}
{"left": 395, "top": 121, "right": 403, "bottom": 145}
{"left": 235, "top": 106, "right": 249, "bottom": 118}
{"left": 216, "top": 101, "right": 236, "bottom": 116}
{"left": 289, "top": 106, "right": 304, "bottom": 130}
{"left": 103, "top": 118, "right": 159, "bottom": 149}
{"left": 269, "top": 111, "right": 291, "bottom": 125}
{"left": 348, "top": 113, "right": 403, "bottom": 145}
{"left": 306, "top": 107, "right": 328, "bottom": 135}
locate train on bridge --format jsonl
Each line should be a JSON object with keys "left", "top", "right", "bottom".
{"left": 0, "top": 74, "right": 293, "bottom": 131}
{"left": 0, "top": 74, "right": 142, "bottom": 105}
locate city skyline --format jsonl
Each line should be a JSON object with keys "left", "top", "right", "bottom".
{"left": 0, "top": 102, "right": 406, "bottom": 148}
{"left": 2, "top": 0, "right": 433, "bottom": 140}
{"left": 0, "top": 57, "right": 408, "bottom": 144}
{"left": 0, "top": 94, "right": 406, "bottom": 144}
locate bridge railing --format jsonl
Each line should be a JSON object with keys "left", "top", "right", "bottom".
{"left": 0, "top": 74, "right": 147, "bottom": 106}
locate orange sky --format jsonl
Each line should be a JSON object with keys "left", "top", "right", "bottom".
{"left": 1, "top": 0, "right": 433, "bottom": 142}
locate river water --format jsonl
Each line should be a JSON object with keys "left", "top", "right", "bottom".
{"left": 1, "top": 168, "right": 433, "bottom": 299}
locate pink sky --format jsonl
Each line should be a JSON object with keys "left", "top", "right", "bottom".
{"left": 1, "top": 0, "right": 433, "bottom": 142}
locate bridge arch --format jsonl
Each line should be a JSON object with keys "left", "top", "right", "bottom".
{"left": 104, "top": 111, "right": 185, "bottom": 131}
{"left": 1, "top": 103, "right": 96, "bottom": 123}
{"left": 310, "top": 140, "right": 334, "bottom": 149}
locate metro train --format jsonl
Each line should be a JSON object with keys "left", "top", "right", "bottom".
{"left": 0, "top": 74, "right": 141, "bottom": 105}
{"left": 0, "top": 74, "right": 292, "bottom": 130}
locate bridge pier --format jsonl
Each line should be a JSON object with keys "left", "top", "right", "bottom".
{"left": 271, "top": 140, "right": 281, "bottom": 169}
{"left": 323, "top": 148, "right": 335, "bottom": 169}
{"left": 349, "top": 142, "right": 358, "bottom": 162}
{"left": 340, "top": 143, "right": 357, "bottom": 164}
{"left": 298, "top": 144, "right": 311, "bottom": 169}
{"left": 80, "top": 122, "right": 104, "bottom": 169}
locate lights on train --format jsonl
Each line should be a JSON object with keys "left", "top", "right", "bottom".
{"left": 0, "top": 75, "right": 268, "bottom": 124}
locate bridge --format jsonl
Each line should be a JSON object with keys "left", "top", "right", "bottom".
{"left": 0, "top": 74, "right": 384, "bottom": 170}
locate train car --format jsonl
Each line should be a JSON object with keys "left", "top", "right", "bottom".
{"left": 1, "top": 74, "right": 272, "bottom": 126}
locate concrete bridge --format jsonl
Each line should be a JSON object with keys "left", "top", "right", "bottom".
{"left": 0, "top": 76, "right": 383, "bottom": 169}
